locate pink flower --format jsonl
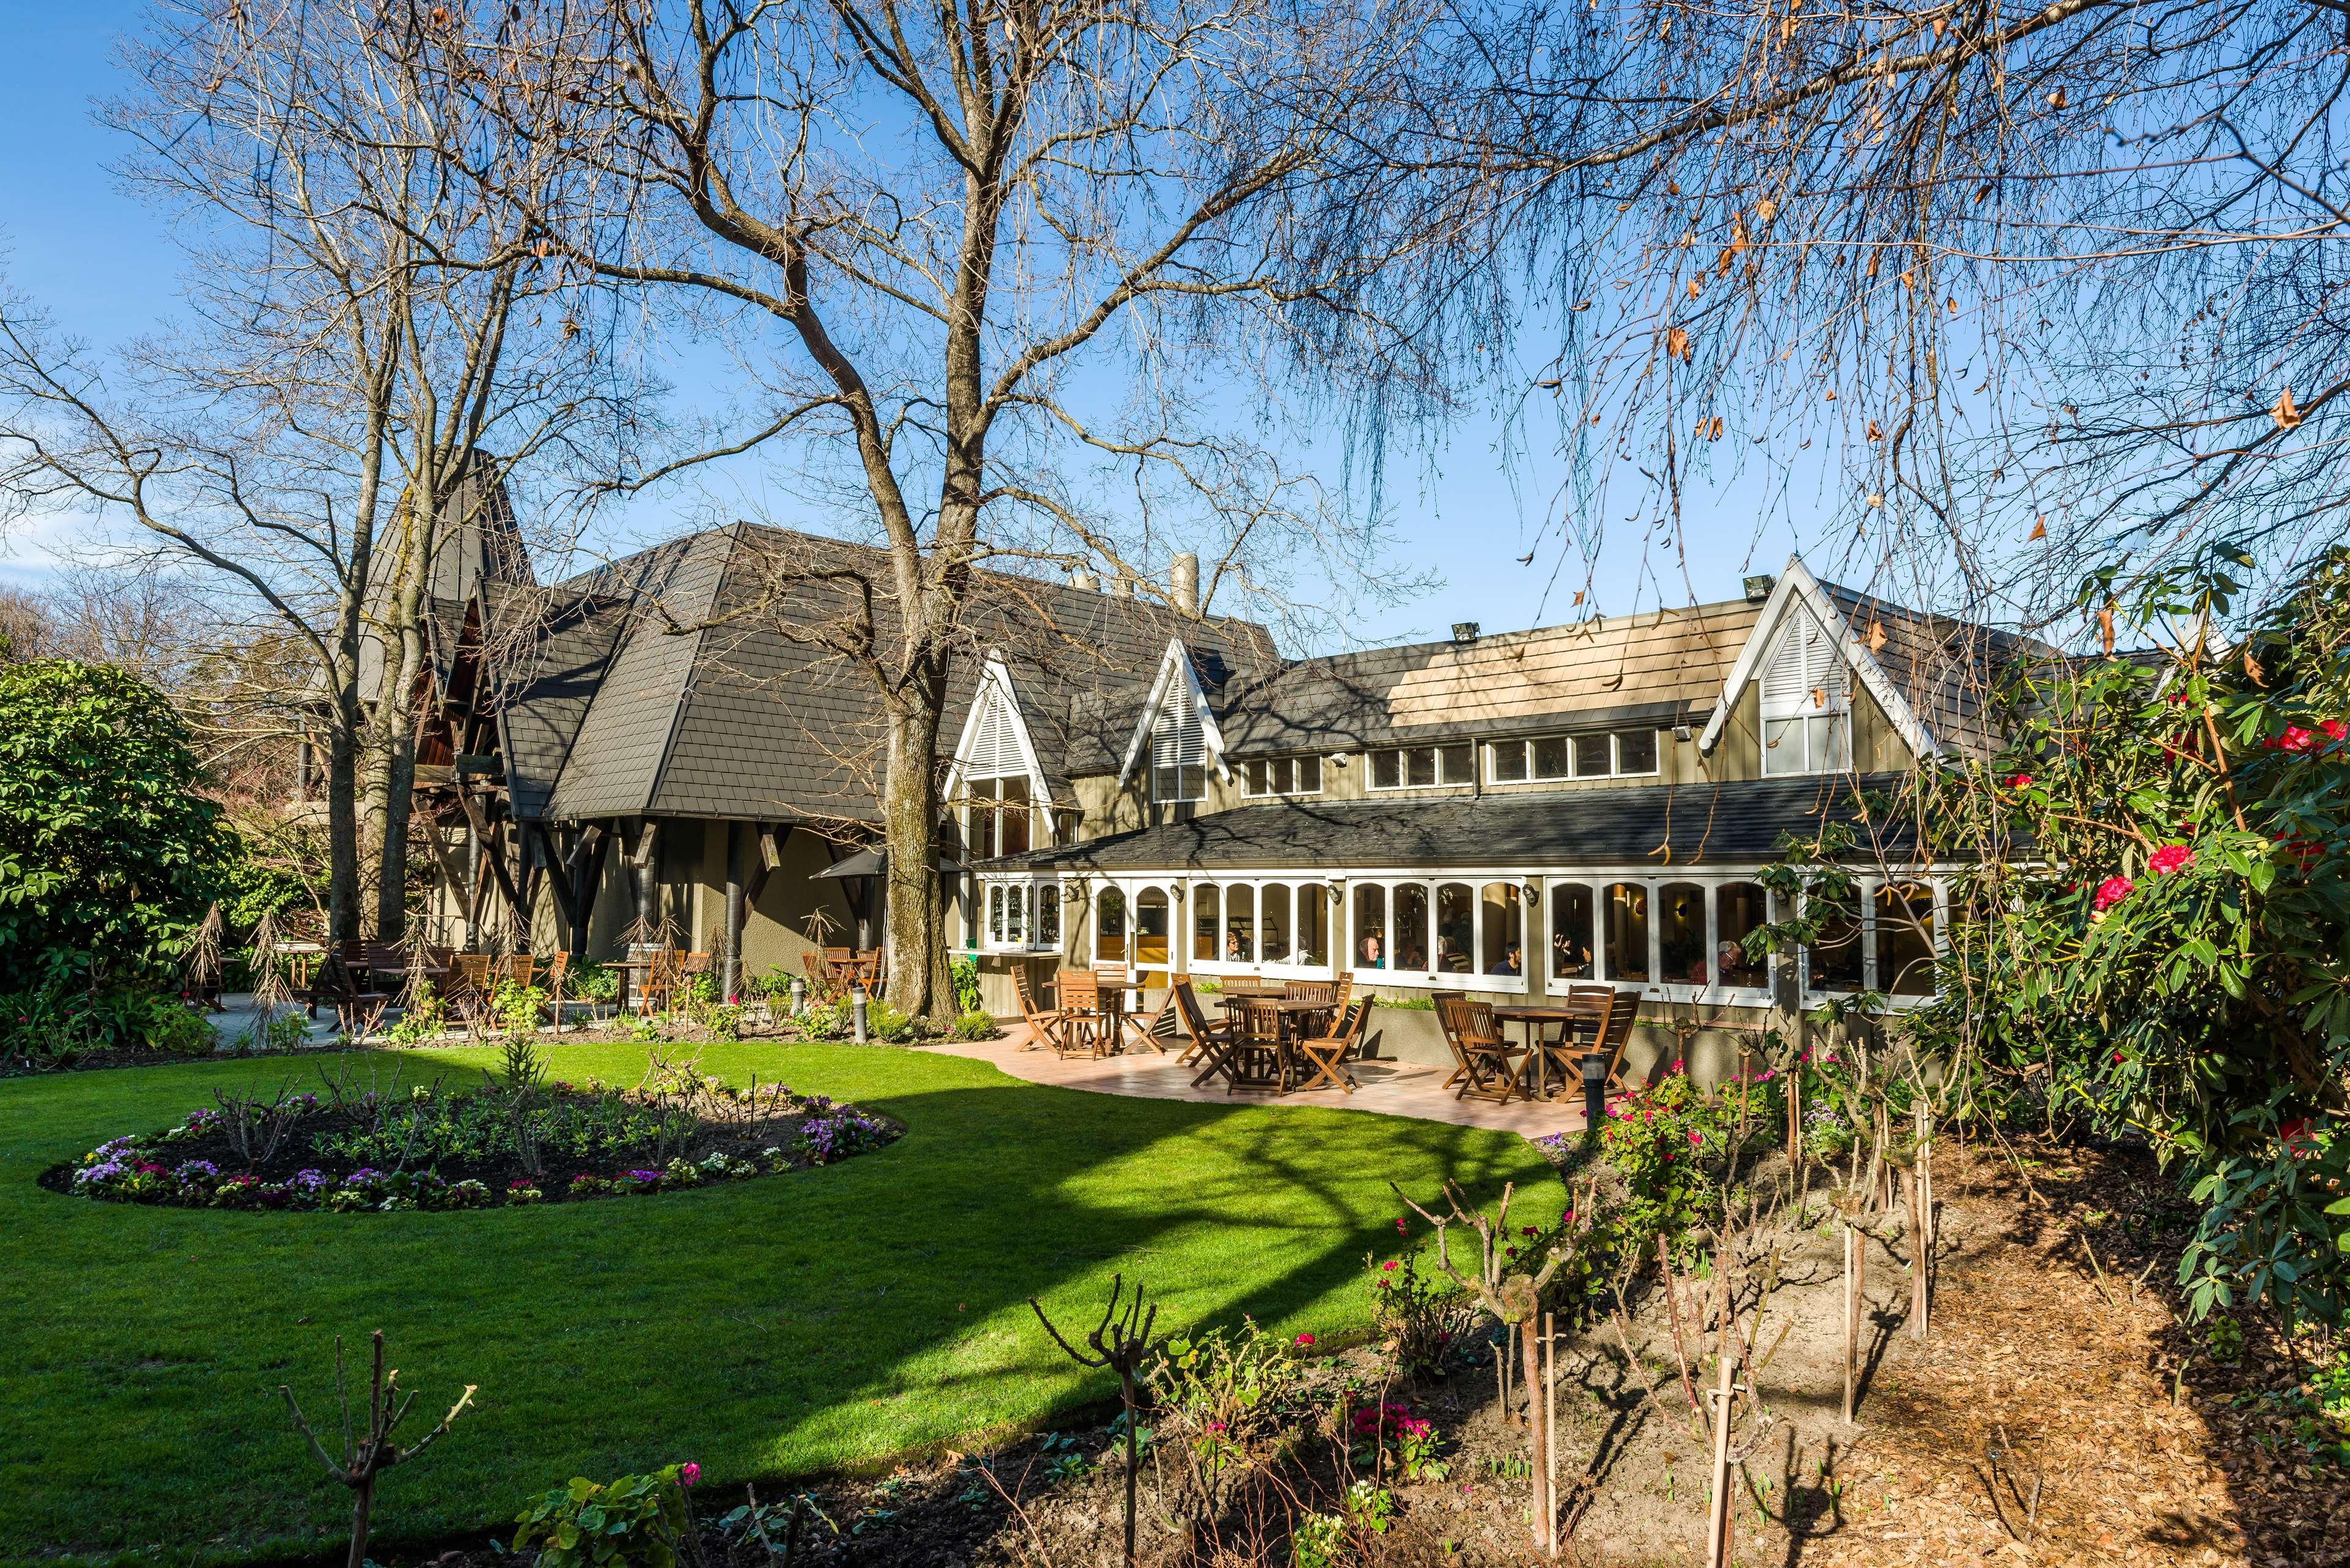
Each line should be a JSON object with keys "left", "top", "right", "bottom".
{"left": 2092, "top": 875, "right": 2134, "bottom": 912}
{"left": 1382, "top": 1260, "right": 1399, "bottom": 1271}
{"left": 1671, "top": 1059, "right": 1685, "bottom": 1073}
{"left": 2149, "top": 844, "right": 2194, "bottom": 877}
{"left": 678, "top": 1462, "right": 700, "bottom": 1488}
{"left": 1521, "top": 1225, "right": 1537, "bottom": 1237}
{"left": 1396, "top": 1217, "right": 1408, "bottom": 1234}
{"left": 1688, "top": 1129, "right": 1702, "bottom": 1145}
{"left": 2005, "top": 773, "right": 2033, "bottom": 790}
{"left": 1295, "top": 1332, "right": 1316, "bottom": 1346}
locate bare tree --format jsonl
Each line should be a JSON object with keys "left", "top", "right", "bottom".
{"left": 0, "top": 0, "right": 617, "bottom": 946}
{"left": 428, "top": 0, "right": 1454, "bottom": 1016}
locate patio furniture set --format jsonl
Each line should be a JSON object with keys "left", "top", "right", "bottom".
{"left": 1434, "top": 987, "right": 1642, "bottom": 1107}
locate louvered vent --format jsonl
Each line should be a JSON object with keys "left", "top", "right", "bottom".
{"left": 965, "top": 687, "right": 1025, "bottom": 778}
{"left": 1759, "top": 614, "right": 1845, "bottom": 718}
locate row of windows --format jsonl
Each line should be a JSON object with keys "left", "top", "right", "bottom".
{"left": 1488, "top": 728, "right": 1658, "bottom": 782}
{"left": 1242, "top": 754, "right": 1323, "bottom": 797}
{"left": 970, "top": 873, "right": 1947, "bottom": 999}
{"left": 1186, "top": 728, "right": 1665, "bottom": 807}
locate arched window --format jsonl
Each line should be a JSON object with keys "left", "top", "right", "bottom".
{"left": 1603, "top": 882, "right": 1650, "bottom": 982}
{"left": 1715, "top": 883, "right": 1769, "bottom": 989}
{"left": 1297, "top": 884, "right": 1328, "bottom": 965}
{"left": 1096, "top": 886, "right": 1128, "bottom": 963}
{"left": 1260, "top": 883, "right": 1292, "bottom": 964}
{"left": 988, "top": 884, "right": 1006, "bottom": 944}
{"left": 1353, "top": 884, "right": 1387, "bottom": 968}
{"left": 1192, "top": 883, "right": 1219, "bottom": 961}
{"left": 1396, "top": 883, "right": 1433, "bottom": 973}
{"left": 1134, "top": 887, "right": 1169, "bottom": 967}
{"left": 1805, "top": 882, "right": 1864, "bottom": 992}
{"left": 1550, "top": 882, "right": 1595, "bottom": 980}
{"left": 1224, "top": 884, "right": 1256, "bottom": 964}
{"left": 1480, "top": 883, "right": 1524, "bottom": 976}
{"left": 1760, "top": 611, "right": 1852, "bottom": 775}
{"left": 1659, "top": 881, "right": 1708, "bottom": 985}
{"left": 1876, "top": 882, "right": 1937, "bottom": 996}
{"left": 1434, "top": 883, "right": 1473, "bottom": 974}
{"left": 1036, "top": 882, "right": 1061, "bottom": 947}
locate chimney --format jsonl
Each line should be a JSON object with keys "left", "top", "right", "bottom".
{"left": 1451, "top": 621, "right": 1480, "bottom": 643}
{"left": 1169, "top": 553, "right": 1199, "bottom": 616}
{"left": 1110, "top": 570, "right": 1136, "bottom": 599}
{"left": 1069, "top": 566, "right": 1099, "bottom": 592}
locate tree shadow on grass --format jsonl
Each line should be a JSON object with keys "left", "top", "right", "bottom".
{"left": 0, "top": 1043, "right": 1554, "bottom": 1562}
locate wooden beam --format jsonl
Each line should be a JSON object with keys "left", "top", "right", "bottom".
{"left": 746, "top": 823, "right": 791, "bottom": 906}
{"left": 456, "top": 788, "right": 528, "bottom": 927}
{"left": 573, "top": 824, "right": 612, "bottom": 949}
{"left": 536, "top": 822, "right": 582, "bottom": 939}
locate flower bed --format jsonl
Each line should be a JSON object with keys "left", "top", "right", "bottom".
{"left": 41, "top": 1072, "right": 899, "bottom": 1213}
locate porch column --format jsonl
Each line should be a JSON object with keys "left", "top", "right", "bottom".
{"left": 722, "top": 821, "right": 747, "bottom": 1001}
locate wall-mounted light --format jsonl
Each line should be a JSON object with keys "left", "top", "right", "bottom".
{"left": 1328, "top": 752, "right": 1351, "bottom": 767}
{"left": 1672, "top": 723, "right": 1695, "bottom": 742}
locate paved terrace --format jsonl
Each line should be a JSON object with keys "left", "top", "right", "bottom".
{"left": 920, "top": 1023, "right": 1590, "bottom": 1138}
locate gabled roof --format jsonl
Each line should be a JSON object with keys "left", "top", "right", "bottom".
{"left": 1697, "top": 559, "right": 2051, "bottom": 763}
{"left": 462, "top": 523, "right": 1281, "bottom": 824}
{"left": 1114, "top": 638, "right": 1234, "bottom": 786}
{"left": 1208, "top": 599, "right": 1763, "bottom": 760}
{"left": 981, "top": 772, "right": 1938, "bottom": 872}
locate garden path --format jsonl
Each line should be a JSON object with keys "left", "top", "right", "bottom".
{"left": 922, "top": 1024, "right": 1592, "bottom": 1137}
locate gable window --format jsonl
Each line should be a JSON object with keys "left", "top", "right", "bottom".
{"left": 1151, "top": 679, "right": 1207, "bottom": 804}
{"left": 1760, "top": 613, "right": 1852, "bottom": 775}
{"left": 964, "top": 775, "right": 1031, "bottom": 860}
{"left": 1489, "top": 730, "right": 1660, "bottom": 782}
{"left": 1368, "top": 742, "right": 1475, "bottom": 790}
{"left": 1243, "top": 755, "right": 1322, "bottom": 797}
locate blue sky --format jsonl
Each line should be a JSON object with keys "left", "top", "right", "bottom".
{"left": 0, "top": 4, "right": 1836, "bottom": 649}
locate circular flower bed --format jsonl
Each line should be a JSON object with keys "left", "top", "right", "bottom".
{"left": 41, "top": 1071, "right": 898, "bottom": 1213}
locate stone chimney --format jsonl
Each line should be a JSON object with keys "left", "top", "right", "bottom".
{"left": 1069, "top": 566, "right": 1099, "bottom": 591}
{"left": 1169, "top": 553, "right": 1200, "bottom": 616}
{"left": 1110, "top": 570, "right": 1136, "bottom": 599}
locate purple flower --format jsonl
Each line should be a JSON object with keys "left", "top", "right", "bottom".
{"left": 679, "top": 1462, "right": 700, "bottom": 1487}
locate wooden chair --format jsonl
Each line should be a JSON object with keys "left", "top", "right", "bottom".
{"left": 1283, "top": 979, "right": 1338, "bottom": 1004}
{"left": 1294, "top": 998, "right": 1371, "bottom": 1094}
{"left": 1435, "top": 993, "right": 1525, "bottom": 1103}
{"left": 442, "top": 954, "right": 494, "bottom": 1026}
{"left": 802, "top": 951, "right": 839, "bottom": 1002}
{"left": 1223, "top": 975, "right": 1281, "bottom": 998}
{"left": 1173, "top": 978, "right": 1238, "bottom": 1073}
{"left": 1121, "top": 984, "right": 1179, "bottom": 1054}
{"left": 498, "top": 954, "right": 537, "bottom": 991}
{"left": 1582, "top": 988, "right": 1642, "bottom": 1094}
{"left": 1053, "top": 969, "right": 1111, "bottom": 1059}
{"left": 853, "top": 949, "right": 885, "bottom": 996}
{"left": 637, "top": 950, "right": 683, "bottom": 1017}
{"left": 1229, "top": 997, "right": 1291, "bottom": 1092}
{"left": 1014, "top": 966, "right": 1068, "bottom": 1053}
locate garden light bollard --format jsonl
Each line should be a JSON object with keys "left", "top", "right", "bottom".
{"left": 852, "top": 988, "right": 869, "bottom": 1043}
{"left": 789, "top": 976, "right": 806, "bottom": 1017}
{"left": 1582, "top": 1051, "right": 1607, "bottom": 1132}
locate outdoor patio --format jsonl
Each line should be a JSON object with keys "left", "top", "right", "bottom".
{"left": 922, "top": 1022, "right": 1592, "bottom": 1137}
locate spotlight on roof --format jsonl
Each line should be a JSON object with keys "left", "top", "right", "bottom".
{"left": 1743, "top": 574, "right": 1775, "bottom": 602}
{"left": 1451, "top": 621, "right": 1480, "bottom": 643}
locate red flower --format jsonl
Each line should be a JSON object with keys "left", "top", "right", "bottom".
{"left": 2092, "top": 875, "right": 2134, "bottom": 912}
{"left": 1395, "top": 1217, "right": 1409, "bottom": 1234}
{"left": 2269, "top": 726, "right": 2318, "bottom": 753}
{"left": 2005, "top": 773, "right": 2034, "bottom": 790}
{"left": 2149, "top": 844, "right": 2194, "bottom": 876}
{"left": 1295, "top": 1332, "right": 1316, "bottom": 1347}
{"left": 1382, "top": 1260, "right": 1399, "bottom": 1271}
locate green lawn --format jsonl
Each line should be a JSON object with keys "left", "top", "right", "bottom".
{"left": 0, "top": 1041, "right": 1552, "bottom": 1564}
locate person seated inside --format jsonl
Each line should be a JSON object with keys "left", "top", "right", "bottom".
{"left": 1358, "top": 931, "right": 1384, "bottom": 968}
{"left": 1225, "top": 930, "right": 1248, "bottom": 963}
{"left": 1397, "top": 939, "right": 1427, "bottom": 972}
{"left": 1552, "top": 933, "right": 1592, "bottom": 979}
{"left": 1487, "top": 942, "right": 1522, "bottom": 977}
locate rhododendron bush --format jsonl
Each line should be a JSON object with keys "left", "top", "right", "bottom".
{"left": 1912, "top": 548, "right": 2350, "bottom": 1322}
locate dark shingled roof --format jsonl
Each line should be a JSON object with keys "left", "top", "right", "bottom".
{"left": 1819, "top": 586, "right": 2051, "bottom": 760}
{"left": 981, "top": 772, "right": 1933, "bottom": 872}
{"left": 464, "top": 523, "right": 1280, "bottom": 824}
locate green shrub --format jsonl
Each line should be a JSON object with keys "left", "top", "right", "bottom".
{"left": 2, "top": 984, "right": 220, "bottom": 1066}
{"left": 951, "top": 1009, "right": 999, "bottom": 1041}
{"left": 0, "top": 660, "right": 236, "bottom": 988}
{"left": 514, "top": 1465, "right": 700, "bottom": 1568}
{"left": 1595, "top": 1069, "right": 1779, "bottom": 1272}
{"left": 951, "top": 955, "right": 983, "bottom": 1014}
{"left": 571, "top": 964, "right": 619, "bottom": 1004}
{"left": 1365, "top": 1247, "right": 1476, "bottom": 1379}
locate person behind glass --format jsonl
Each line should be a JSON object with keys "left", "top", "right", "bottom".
{"left": 1226, "top": 930, "right": 1246, "bottom": 962}
{"left": 1358, "top": 930, "right": 1383, "bottom": 968}
{"left": 1552, "top": 931, "right": 1592, "bottom": 978}
{"left": 1487, "top": 941, "right": 1522, "bottom": 977}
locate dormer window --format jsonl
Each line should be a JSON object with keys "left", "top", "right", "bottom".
{"left": 1243, "top": 755, "right": 1322, "bottom": 797}
{"left": 1151, "top": 679, "right": 1207, "bottom": 804}
{"left": 1760, "top": 612, "right": 1852, "bottom": 774}
{"left": 958, "top": 674, "right": 1038, "bottom": 855}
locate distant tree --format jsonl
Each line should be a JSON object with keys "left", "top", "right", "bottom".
{"left": 0, "top": 660, "right": 235, "bottom": 988}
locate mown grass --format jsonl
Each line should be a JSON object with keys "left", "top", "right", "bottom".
{"left": 0, "top": 1040, "right": 1552, "bottom": 1565}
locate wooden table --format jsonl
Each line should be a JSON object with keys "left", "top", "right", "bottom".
{"left": 1058, "top": 982, "right": 1128, "bottom": 1058}
{"left": 1211, "top": 995, "right": 1338, "bottom": 1092}
{"left": 1491, "top": 1004, "right": 1604, "bottom": 1100}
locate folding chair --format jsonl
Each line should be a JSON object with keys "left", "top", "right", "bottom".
{"left": 637, "top": 950, "right": 683, "bottom": 1017}
{"left": 1121, "top": 983, "right": 1178, "bottom": 1053}
{"left": 443, "top": 954, "right": 495, "bottom": 1028}
{"left": 1435, "top": 993, "right": 1525, "bottom": 1103}
{"left": 1226, "top": 997, "right": 1289, "bottom": 1092}
{"left": 1173, "top": 978, "right": 1237, "bottom": 1073}
{"left": 1053, "top": 969, "right": 1112, "bottom": 1060}
{"left": 538, "top": 952, "right": 571, "bottom": 1028}
{"left": 1294, "top": 998, "right": 1371, "bottom": 1094}
{"left": 1014, "top": 965, "right": 1068, "bottom": 1053}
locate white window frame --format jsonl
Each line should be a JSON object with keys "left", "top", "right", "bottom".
{"left": 1364, "top": 743, "right": 1478, "bottom": 792}
{"left": 1181, "top": 876, "right": 1341, "bottom": 980}
{"left": 1240, "top": 754, "right": 1325, "bottom": 799}
{"left": 1796, "top": 876, "right": 1947, "bottom": 1007}
{"left": 1487, "top": 730, "right": 1662, "bottom": 784}
{"left": 1759, "top": 612, "right": 1854, "bottom": 776}
{"left": 973, "top": 875, "right": 1061, "bottom": 955}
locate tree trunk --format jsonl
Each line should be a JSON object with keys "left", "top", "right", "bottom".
{"left": 881, "top": 696, "right": 952, "bottom": 1021}
{"left": 325, "top": 694, "right": 363, "bottom": 949}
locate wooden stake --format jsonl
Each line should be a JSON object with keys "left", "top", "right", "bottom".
{"left": 1907, "top": 1168, "right": 1928, "bottom": 1342}
{"left": 1705, "top": 1343, "right": 1735, "bottom": 1568}
{"left": 1842, "top": 1220, "right": 1858, "bottom": 1425}
{"left": 1543, "top": 1312, "right": 1558, "bottom": 1558}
